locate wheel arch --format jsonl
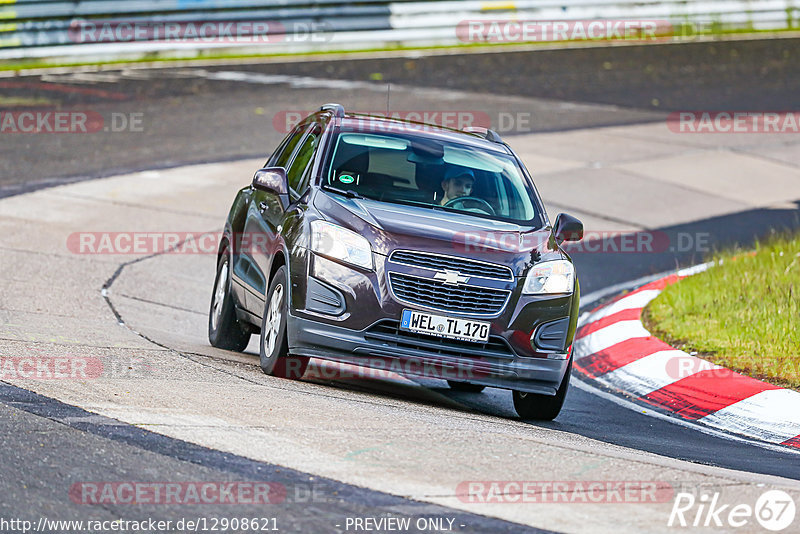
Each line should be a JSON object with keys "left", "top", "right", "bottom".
{"left": 269, "top": 249, "right": 288, "bottom": 283}
{"left": 266, "top": 244, "right": 292, "bottom": 304}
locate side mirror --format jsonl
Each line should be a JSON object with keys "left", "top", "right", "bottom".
{"left": 252, "top": 167, "right": 288, "bottom": 196}
{"left": 554, "top": 213, "right": 584, "bottom": 243}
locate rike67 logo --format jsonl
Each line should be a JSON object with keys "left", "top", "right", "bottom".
{"left": 669, "top": 490, "right": 796, "bottom": 531}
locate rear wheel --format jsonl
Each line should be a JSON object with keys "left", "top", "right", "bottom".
{"left": 513, "top": 360, "right": 572, "bottom": 421}
{"left": 259, "top": 266, "right": 308, "bottom": 379}
{"left": 447, "top": 380, "right": 486, "bottom": 393}
{"left": 208, "top": 249, "right": 251, "bottom": 351}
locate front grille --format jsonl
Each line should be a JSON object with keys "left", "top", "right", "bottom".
{"left": 365, "top": 320, "right": 516, "bottom": 360}
{"left": 388, "top": 272, "right": 510, "bottom": 316}
{"left": 390, "top": 250, "right": 514, "bottom": 281}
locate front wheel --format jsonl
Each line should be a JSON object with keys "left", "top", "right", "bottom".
{"left": 208, "top": 248, "right": 251, "bottom": 351}
{"left": 259, "top": 266, "right": 308, "bottom": 379}
{"left": 513, "top": 360, "right": 572, "bottom": 421}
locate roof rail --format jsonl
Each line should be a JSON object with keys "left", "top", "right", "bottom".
{"left": 320, "top": 103, "right": 345, "bottom": 118}
{"left": 462, "top": 126, "right": 504, "bottom": 144}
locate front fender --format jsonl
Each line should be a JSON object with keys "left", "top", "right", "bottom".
{"left": 219, "top": 186, "right": 252, "bottom": 256}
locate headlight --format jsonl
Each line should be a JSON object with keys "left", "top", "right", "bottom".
{"left": 310, "top": 220, "right": 373, "bottom": 270}
{"left": 522, "top": 260, "right": 574, "bottom": 294}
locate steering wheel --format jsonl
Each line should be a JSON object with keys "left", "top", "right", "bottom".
{"left": 444, "top": 196, "right": 496, "bottom": 216}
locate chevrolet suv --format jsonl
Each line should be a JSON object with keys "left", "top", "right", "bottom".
{"left": 208, "top": 104, "right": 583, "bottom": 420}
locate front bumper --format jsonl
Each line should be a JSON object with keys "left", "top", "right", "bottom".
{"left": 287, "top": 314, "right": 570, "bottom": 395}
{"left": 287, "top": 249, "right": 578, "bottom": 393}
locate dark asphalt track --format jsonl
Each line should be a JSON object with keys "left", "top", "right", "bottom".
{"left": 2, "top": 39, "right": 800, "bottom": 529}
{"left": 3, "top": 37, "right": 798, "bottom": 196}
{"left": 0, "top": 383, "right": 548, "bottom": 533}
{"left": 216, "top": 37, "right": 800, "bottom": 111}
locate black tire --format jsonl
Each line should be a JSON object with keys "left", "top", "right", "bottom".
{"left": 259, "top": 266, "right": 309, "bottom": 379}
{"left": 513, "top": 360, "right": 572, "bottom": 421}
{"left": 447, "top": 380, "right": 486, "bottom": 393}
{"left": 208, "top": 248, "right": 251, "bottom": 351}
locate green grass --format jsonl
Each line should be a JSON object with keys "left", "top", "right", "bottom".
{"left": 643, "top": 232, "right": 800, "bottom": 390}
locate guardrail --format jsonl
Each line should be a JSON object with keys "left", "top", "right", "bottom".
{"left": 0, "top": 0, "right": 797, "bottom": 60}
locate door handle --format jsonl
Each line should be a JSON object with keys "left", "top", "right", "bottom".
{"left": 258, "top": 201, "right": 267, "bottom": 212}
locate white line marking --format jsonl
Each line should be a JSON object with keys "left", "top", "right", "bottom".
{"left": 677, "top": 263, "right": 712, "bottom": 277}
{"left": 573, "top": 320, "right": 651, "bottom": 359}
{"left": 599, "top": 350, "right": 719, "bottom": 397}
{"left": 191, "top": 69, "right": 483, "bottom": 101}
{"left": 580, "top": 273, "right": 664, "bottom": 310}
{"left": 582, "top": 289, "right": 660, "bottom": 324}
{"left": 205, "top": 70, "right": 388, "bottom": 91}
{"left": 698, "top": 389, "right": 800, "bottom": 444}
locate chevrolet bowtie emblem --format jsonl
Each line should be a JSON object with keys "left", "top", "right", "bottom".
{"left": 434, "top": 270, "right": 469, "bottom": 286}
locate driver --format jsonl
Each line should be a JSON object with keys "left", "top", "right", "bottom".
{"left": 440, "top": 167, "right": 475, "bottom": 206}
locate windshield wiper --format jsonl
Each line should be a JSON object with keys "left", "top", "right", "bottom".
{"left": 321, "top": 185, "right": 366, "bottom": 200}
{"left": 384, "top": 197, "right": 448, "bottom": 211}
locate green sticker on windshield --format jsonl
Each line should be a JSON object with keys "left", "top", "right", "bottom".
{"left": 339, "top": 174, "right": 355, "bottom": 184}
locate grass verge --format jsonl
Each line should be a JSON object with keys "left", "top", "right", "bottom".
{"left": 642, "top": 232, "right": 800, "bottom": 390}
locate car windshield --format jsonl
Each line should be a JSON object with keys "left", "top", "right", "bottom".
{"left": 323, "top": 131, "right": 543, "bottom": 225}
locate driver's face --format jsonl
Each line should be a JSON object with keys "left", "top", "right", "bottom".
{"left": 442, "top": 176, "right": 474, "bottom": 200}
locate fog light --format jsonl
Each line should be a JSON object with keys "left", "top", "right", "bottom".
{"left": 532, "top": 317, "right": 570, "bottom": 351}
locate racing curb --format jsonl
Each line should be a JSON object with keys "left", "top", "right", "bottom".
{"left": 573, "top": 265, "right": 800, "bottom": 450}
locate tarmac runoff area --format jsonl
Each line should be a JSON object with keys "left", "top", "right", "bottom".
{"left": 2, "top": 120, "right": 800, "bottom": 533}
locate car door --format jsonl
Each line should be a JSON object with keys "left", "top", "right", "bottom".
{"left": 240, "top": 122, "right": 321, "bottom": 315}
{"left": 235, "top": 123, "right": 309, "bottom": 314}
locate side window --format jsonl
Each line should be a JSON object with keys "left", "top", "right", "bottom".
{"left": 286, "top": 123, "right": 322, "bottom": 193}
{"left": 267, "top": 124, "right": 308, "bottom": 169}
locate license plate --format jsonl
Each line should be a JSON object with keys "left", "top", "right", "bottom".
{"left": 400, "top": 309, "right": 490, "bottom": 343}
